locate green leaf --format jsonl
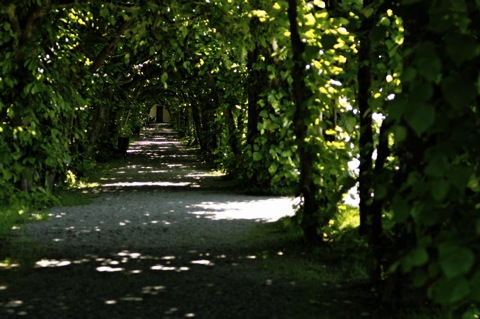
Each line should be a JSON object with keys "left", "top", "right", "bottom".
{"left": 5, "top": 77, "right": 14, "bottom": 88}
{"left": 253, "top": 151, "right": 262, "bottom": 161}
{"left": 431, "top": 277, "right": 470, "bottom": 304}
{"left": 438, "top": 243, "right": 475, "bottom": 279}
{"left": 402, "top": 67, "right": 417, "bottom": 82}
{"left": 447, "top": 165, "right": 472, "bottom": 192}
{"left": 393, "top": 125, "right": 408, "bottom": 143}
{"left": 406, "top": 247, "right": 429, "bottom": 268}
{"left": 370, "top": 25, "right": 387, "bottom": 43}
{"left": 442, "top": 75, "right": 476, "bottom": 110}
{"left": 161, "top": 73, "right": 168, "bottom": 89}
{"left": 361, "top": 5, "right": 375, "bottom": 18}
{"left": 415, "top": 42, "right": 441, "bottom": 82}
{"left": 259, "top": 110, "right": 269, "bottom": 118}
{"left": 477, "top": 73, "right": 480, "bottom": 95}
{"left": 414, "top": 202, "right": 441, "bottom": 226}
{"left": 392, "top": 195, "right": 409, "bottom": 223}
{"left": 471, "top": 271, "right": 480, "bottom": 301}
{"left": 320, "top": 34, "right": 337, "bottom": 51}
{"left": 100, "top": 6, "right": 109, "bottom": 18}
{"left": 268, "top": 163, "right": 277, "bottom": 174}
{"left": 412, "top": 270, "right": 428, "bottom": 287}
{"left": 374, "top": 184, "right": 387, "bottom": 200}
{"left": 304, "top": 45, "right": 320, "bottom": 59}
{"left": 387, "top": 98, "right": 407, "bottom": 120}
{"left": 405, "top": 103, "right": 435, "bottom": 136}
{"left": 431, "top": 179, "right": 449, "bottom": 201}
{"left": 2, "top": 170, "right": 12, "bottom": 181}
{"left": 425, "top": 155, "right": 448, "bottom": 178}
{"left": 445, "top": 33, "right": 477, "bottom": 64}
{"left": 450, "top": 0, "right": 467, "bottom": 12}
{"left": 409, "top": 80, "right": 433, "bottom": 102}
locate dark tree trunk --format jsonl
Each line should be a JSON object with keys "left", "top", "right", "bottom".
{"left": 224, "top": 100, "right": 241, "bottom": 156}
{"left": 358, "top": 0, "right": 374, "bottom": 237}
{"left": 246, "top": 45, "right": 261, "bottom": 146}
{"left": 191, "top": 99, "right": 205, "bottom": 151}
{"left": 88, "top": 18, "right": 133, "bottom": 146}
{"left": 287, "top": 0, "right": 321, "bottom": 244}
{"left": 357, "top": 0, "right": 388, "bottom": 281}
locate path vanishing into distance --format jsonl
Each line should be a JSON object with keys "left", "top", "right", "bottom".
{"left": 0, "top": 124, "right": 311, "bottom": 319}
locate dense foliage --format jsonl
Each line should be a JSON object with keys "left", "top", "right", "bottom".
{"left": 1, "top": 0, "right": 479, "bottom": 314}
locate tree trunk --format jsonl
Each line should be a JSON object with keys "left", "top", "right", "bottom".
{"left": 358, "top": 0, "right": 374, "bottom": 237}
{"left": 287, "top": 0, "right": 321, "bottom": 244}
{"left": 246, "top": 45, "right": 261, "bottom": 146}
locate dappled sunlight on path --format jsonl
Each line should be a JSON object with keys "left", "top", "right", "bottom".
{"left": 91, "top": 123, "right": 232, "bottom": 192}
{"left": 0, "top": 124, "right": 305, "bottom": 319}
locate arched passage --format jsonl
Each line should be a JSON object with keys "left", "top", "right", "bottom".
{"left": 149, "top": 104, "right": 171, "bottom": 124}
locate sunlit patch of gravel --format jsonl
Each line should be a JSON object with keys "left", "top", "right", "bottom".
{"left": 22, "top": 191, "right": 296, "bottom": 257}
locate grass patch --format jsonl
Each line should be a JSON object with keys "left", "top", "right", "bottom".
{"left": 0, "top": 199, "right": 50, "bottom": 269}
{"left": 0, "top": 201, "right": 49, "bottom": 240}
{"left": 0, "top": 186, "right": 92, "bottom": 269}
{"left": 56, "top": 189, "right": 93, "bottom": 206}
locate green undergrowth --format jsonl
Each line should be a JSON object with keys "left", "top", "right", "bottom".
{"left": 0, "top": 203, "right": 46, "bottom": 240}
{"left": 0, "top": 186, "right": 93, "bottom": 265}
{"left": 0, "top": 189, "right": 55, "bottom": 240}
{"left": 0, "top": 188, "right": 93, "bottom": 238}
{"left": 249, "top": 213, "right": 453, "bottom": 319}
{"left": 56, "top": 189, "right": 93, "bottom": 207}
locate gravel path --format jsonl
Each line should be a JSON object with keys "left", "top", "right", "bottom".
{"left": 0, "top": 124, "right": 301, "bottom": 319}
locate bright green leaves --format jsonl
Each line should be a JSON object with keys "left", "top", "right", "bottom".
{"left": 161, "top": 72, "right": 168, "bottom": 89}
{"left": 268, "top": 162, "right": 278, "bottom": 174}
{"left": 253, "top": 151, "right": 262, "bottom": 161}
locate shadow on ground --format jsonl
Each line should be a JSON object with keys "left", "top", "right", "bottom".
{"left": 0, "top": 193, "right": 303, "bottom": 319}
{"left": 0, "top": 124, "right": 385, "bottom": 319}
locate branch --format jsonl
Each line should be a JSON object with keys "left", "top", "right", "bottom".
{"left": 89, "top": 18, "right": 134, "bottom": 73}
{"left": 3, "top": 3, "right": 21, "bottom": 47}
{"left": 21, "top": 0, "right": 52, "bottom": 44}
